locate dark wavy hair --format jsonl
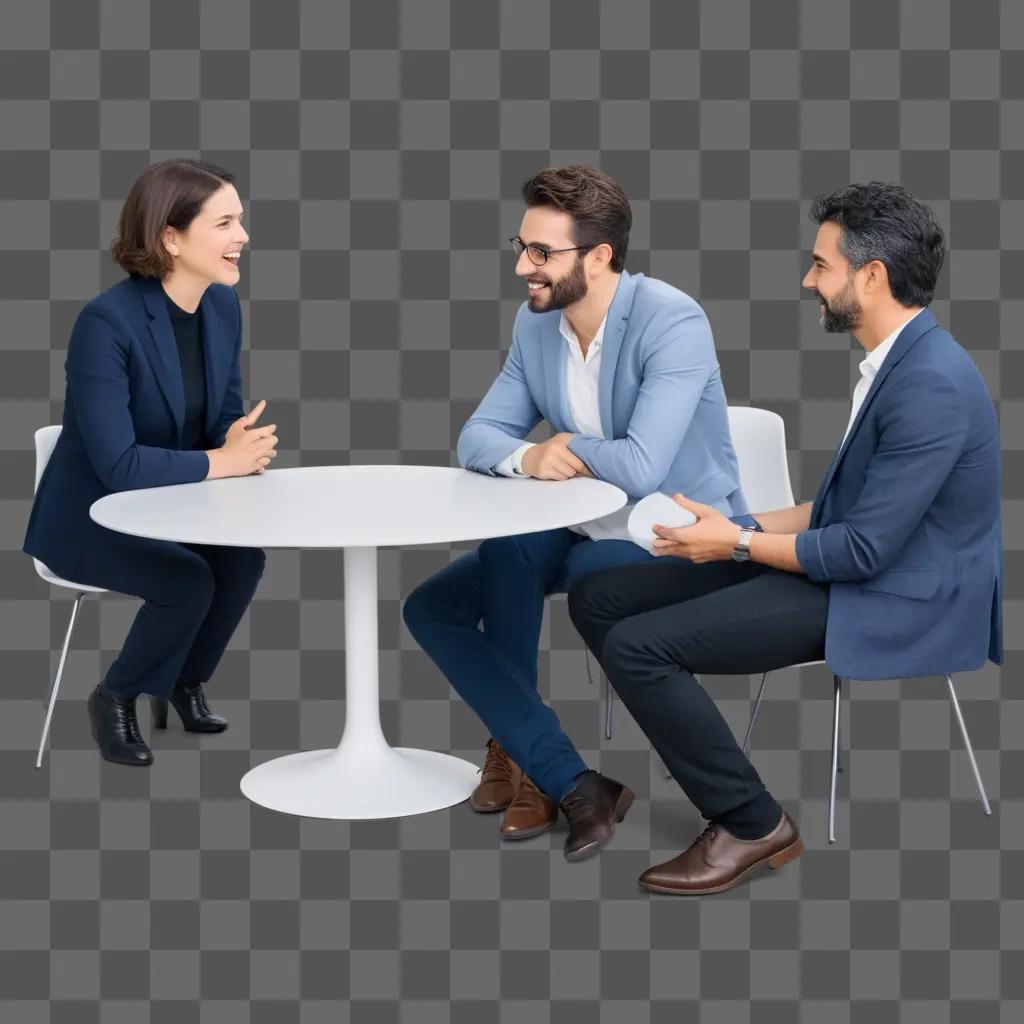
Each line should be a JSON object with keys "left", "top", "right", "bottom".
{"left": 521, "top": 165, "right": 631, "bottom": 273}
{"left": 809, "top": 181, "right": 946, "bottom": 307}
{"left": 111, "top": 159, "right": 236, "bottom": 278}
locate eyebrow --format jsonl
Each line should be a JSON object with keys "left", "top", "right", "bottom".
{"left": 519, "top": 237, "right": 560, "bottom": 249}
{"left": 216, "top": 212, "right": 244, "bottom": 221}
{"left": 811, "top": 252, "right": 829, "bottom": 267}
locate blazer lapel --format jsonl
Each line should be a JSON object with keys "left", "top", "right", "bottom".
{"left": 811, "top": 308, "right": 938, "bottom": 526}
{"left": 136, "top": 277, "right": 185, "bottom": 435}
{"left": 199, "top": 289, "right": 228, "bottom": 435}
{"left": 597, "top": 270, "right": 640, "bottom": 439}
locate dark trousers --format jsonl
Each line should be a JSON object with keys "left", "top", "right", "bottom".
{"left": 568, "top": 558, "right": 829, "bottom": 825}
{"left": 63, "top": 528, "right": 265, "bottom": 699}
{"left": 402, "top": 528, "right": 653, "bottom": 802}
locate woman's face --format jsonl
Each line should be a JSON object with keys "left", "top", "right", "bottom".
{"left": 162, "top": 184, "right": 249, "bottom": 286}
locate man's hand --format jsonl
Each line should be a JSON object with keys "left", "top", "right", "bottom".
{"left": 521, "top": 433, "right": 592, "bottom": 480}
{"left": 651, "top": 494, "right": 742, "bottom": 563}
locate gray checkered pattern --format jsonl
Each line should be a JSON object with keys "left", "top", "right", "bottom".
{"left": 0, "top": 0, "right": 1020, "bottom": 1019}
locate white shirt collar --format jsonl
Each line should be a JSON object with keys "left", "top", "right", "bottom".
{"left": 559, "top": 311, "right": 608, "bottom": 353}
{"left": 859, "top": 309, "right": 924, "bottom": 379}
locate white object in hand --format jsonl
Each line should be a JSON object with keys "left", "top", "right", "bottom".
{"left": 628, "top": 491, "right": 697, "bottom": 554}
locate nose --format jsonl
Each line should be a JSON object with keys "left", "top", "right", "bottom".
{"left": 515, "top": 250, "right": 535, "bottom": 277}
{"left": 801, "top": 267, "right": 814, "bottom": 290}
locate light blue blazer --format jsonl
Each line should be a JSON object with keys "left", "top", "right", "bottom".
{"left": 457, "top": 270, "right": 748, "bottom": 515}
{"left": 795, "top": 308, "right": 1003, "bottom": 679}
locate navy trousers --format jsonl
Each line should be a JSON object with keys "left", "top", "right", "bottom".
{"left": 402, "top": 529, "right": 653, "bottom": 802}
{"left": 53, "top": 526, "right": 265, "bottom": 700}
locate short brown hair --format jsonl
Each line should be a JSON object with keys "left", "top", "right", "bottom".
{"left": 110, "top": 159, "right": 236, "bottom": 278}
{"left": 520, "top": 165, "right": 631, "bottom": 272}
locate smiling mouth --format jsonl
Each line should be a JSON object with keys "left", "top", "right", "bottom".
{"left": 527, "top": 281, "right": 548, "bottom": 292}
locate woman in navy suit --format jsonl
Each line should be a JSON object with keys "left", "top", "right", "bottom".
{"left": 24, "top": 159, "right": 278, "bottom": 766}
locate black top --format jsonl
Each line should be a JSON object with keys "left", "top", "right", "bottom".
{"left": 165, "top": 293, "right": 207, "bottom": 451}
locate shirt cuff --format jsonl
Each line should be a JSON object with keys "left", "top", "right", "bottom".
{"left": 494, "top": 442, "right": 535, "bottom": 478}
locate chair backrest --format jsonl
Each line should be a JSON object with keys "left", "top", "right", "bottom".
{"left": 726, "top": 406, "right": 796, "bottom": 511}
{"left": 34, "top": 425, "right": 62, "bottom": 493}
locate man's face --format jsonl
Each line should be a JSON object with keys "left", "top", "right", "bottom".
{"left": 514, "top": 206, "right": 589, "bottom": 313}
{"left": 802, "top": 221, "right": 862, "bottom": 333}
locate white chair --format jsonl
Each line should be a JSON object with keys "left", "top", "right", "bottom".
{"left": 31, "top": 426, "right": 107, "bottom": 769}
{"left": 600, "top": 405, "right": 992, "bottom": 843}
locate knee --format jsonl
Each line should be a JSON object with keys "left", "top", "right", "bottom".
{"left": 567, "top": 568, "right": 617, "bottom": 633}
{"left": 236, "top": 546, "right": 267, "bottom": 585}
{"left": 154, "top": 554, "right": 216, "bottom": 612}
{"left": 402, "top": 575, "right": 442, "bottom": 636}
{"left": 477, "top": 534, "right": 525, "bottom": 569}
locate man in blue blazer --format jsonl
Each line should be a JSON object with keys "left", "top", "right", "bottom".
{"left": 569, "top": 182, "right": 1002, "bottom": 895}
{"left": 403, "top": 165, "right": 748, "bottom": 861}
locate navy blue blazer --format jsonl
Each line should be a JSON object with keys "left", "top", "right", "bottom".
{"left": 795, "top": 308, "right": 1003, "bottom": 680}
{"left": 24, "top": 276, "right": 244, "bottom": 577}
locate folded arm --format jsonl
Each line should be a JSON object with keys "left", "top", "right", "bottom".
{"left": 66, "top": 308, "right": 209, "bottom": 491}
{"left": 566, "top": 308, "right": 716, "bottom": 498}
{"left": 793, "top": 369, "right": 969, "bottom": 582}
{"left": 457, "top": 329, "right": 543, "bottom": 475}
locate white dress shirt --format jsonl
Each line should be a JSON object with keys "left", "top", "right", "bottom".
{"left": 840, "top": 309, "right": 923, "bottom": 446}
{"left": 494, "top": 311, "right": 635, "bottom": 542}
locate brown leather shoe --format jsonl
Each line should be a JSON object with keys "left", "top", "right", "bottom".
{"left": 638, "top": 811, "right": 804, "bottom": 895}
{"left": 469, "top": 738, "right": 522, "bottom": 813}
{"left": 559, "top": 770, "right": 635, "bottom": 862}
{"left": 499, "top": 774, "right": 558, "bottom": 840}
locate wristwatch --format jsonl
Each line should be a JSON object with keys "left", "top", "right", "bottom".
{"left": 731, "top": 527, "right": 755, "bottom": 562}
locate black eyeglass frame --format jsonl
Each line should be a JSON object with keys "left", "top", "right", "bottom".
{"left": 508, "top": 235, "right": 596, "bottom": 266}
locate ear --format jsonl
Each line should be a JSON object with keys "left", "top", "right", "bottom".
{"left": 861, "top": 258, "right": 889, "bottom": 295}
{"left": 587, "top": 241, "right": 614, "bottom": 274}
{"left": 161, "top": 226, "right": 179, "bottom": 258}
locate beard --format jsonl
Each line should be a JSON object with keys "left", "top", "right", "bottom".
{"left": 526, "top": 254, "right": 588, "bottom": 313}
{"left": 816, "top": 277, "right": 862, "bottom": 333}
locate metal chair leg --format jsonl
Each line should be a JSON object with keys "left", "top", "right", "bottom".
{"left": 742, "top": 671, "right": 770, "bottom": 754}
{"left": 603, "top": 672, "right": 614, "bottom": 740}
{"left": 828, "top": 674, "right": 842, "bottom": 844}
{"left": 583, "top": 646, "right": 596, "bottom": 687}
{"left": 36, "top": 592, "right": 86, "bottom": 769}
{"left": 945, "top": 674, "right": 992, "bottom": 816}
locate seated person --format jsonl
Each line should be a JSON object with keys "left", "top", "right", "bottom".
{"left": 402, "top": 164, "right": 748, "bottom": 862}
{"left": 569, "top": 181, "right": 1002, "bottom": 894}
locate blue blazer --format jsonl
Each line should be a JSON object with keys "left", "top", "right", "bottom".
{"left": 795, "top": 308, "right": 1003, "bottom": 680}
{"left": 24, "top": 275, "right": 244, "bottom": 577}
{"left": 457, "top": 270, "right": 748, "bottom": 515}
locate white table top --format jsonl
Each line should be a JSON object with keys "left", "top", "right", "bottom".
{"left": 90, "top": 465, "right": 627, "bottom": 549}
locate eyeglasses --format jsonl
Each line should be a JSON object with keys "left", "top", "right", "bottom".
{"left": 509, "top": 236, "right": 594, "bottom": 266}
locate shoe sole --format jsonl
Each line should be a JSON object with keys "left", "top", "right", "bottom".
{"left": 564, "top": 786, "right": 635, "bottom": 863}
{"left": 469, "top": 799, "right": 512, "bottom": 813}
{"left": 500, "top": 818, "right": 556, "bottom": 840}
{"left": 638, "top": 836, "right": 805, "bottom": 895}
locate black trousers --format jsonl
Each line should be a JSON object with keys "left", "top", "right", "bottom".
{"left": 59, "top": 528, "right": 265, "bottom": 700}
{"left": 568, "top": 558, "right": 830, "bottom": 824}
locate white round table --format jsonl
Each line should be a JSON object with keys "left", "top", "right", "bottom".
{"left": 91, "top": 465, "right": 626, "bottom": 820}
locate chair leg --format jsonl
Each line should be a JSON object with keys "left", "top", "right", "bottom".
{"left": 36, "top": 592, "right": 86, "bottom": 769}
{"left": 945, "top": 674, "right": 992, "bottom": 816}
{"left": 742, "top": 671, "right": 770, "bottom": 755}
{"left": 583, "top": 646, "right": 596, "bottom": 687}
{"left": 828, "top": 674, "right": 842, "bottom": 844}
{"left": 603, "top": 672, "right": 614, "bottom": 740}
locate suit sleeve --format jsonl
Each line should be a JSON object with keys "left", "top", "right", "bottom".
{"left": 567, "top": 306, "right": 716, "bottom": 498}
{"left": 795, "top": 368, "right": 970, "bottom": 581}
{"left": 456, "top": 323, "right": 543, "bottom": 475}
{"left": 66, "top": 306, "right": 209, "bottom": 492}
{"left": 207, "top": 290, "right": 245, "bottom": 448}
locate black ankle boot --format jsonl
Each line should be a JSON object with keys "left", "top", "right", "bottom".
{"left": 152, "top": 680, "right": 228, "bottom": 733}
{"left": 87, "top": 685, "right": 153, "bottom": 766}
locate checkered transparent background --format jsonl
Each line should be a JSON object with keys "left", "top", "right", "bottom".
{"left": 1, "top": 0, "right": 1022, "bottom": 1020}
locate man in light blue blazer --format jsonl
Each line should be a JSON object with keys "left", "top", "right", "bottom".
{"left": 403, "top": 165, "right": 748, "bottom": 861}
{"left": 570, "top": 182, "right": 1002, "bottom": 895}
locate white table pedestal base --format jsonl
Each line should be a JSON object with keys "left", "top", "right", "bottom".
{"left": 240, "top": 744, "right": 480, "bottom": 820}
{"left": 240, "top": 546, "right": 479, "bottom": 819}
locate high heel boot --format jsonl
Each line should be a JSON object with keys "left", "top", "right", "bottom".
{"left": 87, "top": 684, "right": 153, "bottom": 766}
{"left": 151, "top": 680, "right": 228, "bottom": 733}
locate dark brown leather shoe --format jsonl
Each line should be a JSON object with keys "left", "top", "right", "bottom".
{"left": 469, "top": 738, "right": 522, "bottom": 813}
{"left": 499, "top": 774, "right": 558, "bottom": 840}
{"left": 559, "top": 770, "right": 635, "bottom": 862}
{"left": 638, "top": 811, "right": 804, "bottom": 895}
